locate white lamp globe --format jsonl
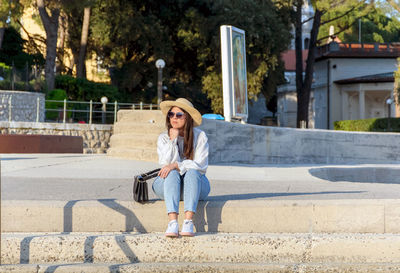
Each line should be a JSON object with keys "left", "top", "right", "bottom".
{"left": 101, "top": 96, "right": 108, "bottom": 104}
{"left": 155, "top": 59, "right": 166, "bottom": 69}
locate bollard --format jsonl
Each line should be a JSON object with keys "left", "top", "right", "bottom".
{"left": 150, "top": 103, "right": 153, "bottom": 110}
{"left": 140, "top": 102, "right": 143, "bottom": 110}
{"left": 114, "top": 101, "right": 117, "bottom": 123}
{"left": 36, "top": 97, "right": 40, "bottom": 122}
{"left": 63, "top": 99, "right": 67, "bottom": 123}
{"left": 89, "top": 100, "right": 93, "bottom": 124}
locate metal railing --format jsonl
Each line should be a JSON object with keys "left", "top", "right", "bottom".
{"left": 45, "top": 100, "right": 158, "bottom": 124}
{"left": 317, "top": 42, "right": 400, "bottom": 56}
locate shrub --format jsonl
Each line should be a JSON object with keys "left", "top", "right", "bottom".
{"left": 334, "top": 118, "right": 400, "bottom": 132}
{"left": 45, "top": 89, "right": 71, "bottom": 121}
{"left": 55, "top": 75, "right": 120, "bottom": 102}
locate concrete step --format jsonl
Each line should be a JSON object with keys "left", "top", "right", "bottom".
{"left": 117, "top": 110, "right": 165, "bottom": 124}
{"left": 109, "top": 133, "right": 160, "bottom": 149}
{"left": 109, "top": 110, "right": 166, "bottom": 160}
{"left": 106, "top": 147, "right": 158, "bottom": 161}
{"left": 113, "top": 122, "right": 165, "bottom": 134}
{"left": 4, "top": 262, "right": 400, "bottom": 273}
{"left": 3, "top": 199, "right": 400, "bottom": 233}
{"left": 3, "top": 232, "right": 400, "bottom": 266}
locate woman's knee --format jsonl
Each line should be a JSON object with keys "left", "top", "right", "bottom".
{"left": 184, "top": 169, "right": 201, "bottom": 181}
{"left": 166, "top": 169, "right": 180, "bottom": 179}
{"left": 152, "top": 177, "right": 165, "bottom": 199}
{"left": 163, "top": 169, "right": 181, "bottom": 189}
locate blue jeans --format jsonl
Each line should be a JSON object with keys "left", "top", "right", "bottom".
{"left": 152, "top": 169, "right": 210, "bottom": 214}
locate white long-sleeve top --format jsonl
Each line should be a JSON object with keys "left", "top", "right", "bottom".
{"left": 157, "top": 127, "right": 209, "bottom": 175}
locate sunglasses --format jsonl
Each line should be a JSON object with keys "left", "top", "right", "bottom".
{"left": 167, "top": 111, "right": 185, "bottom": 119}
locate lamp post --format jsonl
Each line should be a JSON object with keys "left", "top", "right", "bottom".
{"left": 101, "top": 96, "right": 108, "bottom": 124}
{"left": 155, "top": 59, "right": 166, "bottom": 106}
{"left": 386, "top": 98, "right": 393, "bottom": 132}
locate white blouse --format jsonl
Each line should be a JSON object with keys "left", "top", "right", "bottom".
{"left": 157, "top": 127, "right": 209, "bottom": 175}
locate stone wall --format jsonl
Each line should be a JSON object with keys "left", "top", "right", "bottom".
{"left": 0, "top": 121, "right": 112, "bottom": 154}
{"left": 199, "top": 119, "right": 400, "bottom": 164}
{"left": 0, "top": 90, "right": 45, "bottom": 122}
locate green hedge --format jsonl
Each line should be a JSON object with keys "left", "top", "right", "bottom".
{"left": 45, "top": 89, "right": 72, "bottom": 121}
{"left": 334, "top": 118, "right": 400, "bottom": 132}
{"left": 55, "top": 75, "right": 120, "bottom": 102}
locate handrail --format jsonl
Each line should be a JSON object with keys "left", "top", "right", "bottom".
{"left": 5, "top": 94, "right": 159, "bottom": 124}
{"left": 44, "top": 100, "right": 158, "bottom": 124}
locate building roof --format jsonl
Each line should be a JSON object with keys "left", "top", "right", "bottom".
{"left": 334, "top": 72, "right": 394, "bottom": 84}
{"left": 281, "top": 50, "right": 308, "bottom": 71}
{"left": 316, "top": 42, "right": 400, "bottom": 61}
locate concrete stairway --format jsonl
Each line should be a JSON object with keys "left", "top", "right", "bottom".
{"left": 3, "top": 232, "right": 400, "bottom": 272}
{"left": 3, "top": 199, "right": 400, "bottom": 272}
{"left": 107, "top": 110, "right": 166, "bottom": 162}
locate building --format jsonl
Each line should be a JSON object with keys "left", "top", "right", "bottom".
{"left": 278, "top": 42, "right": 400, "bottom": 129}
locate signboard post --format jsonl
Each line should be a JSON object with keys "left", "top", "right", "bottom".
{"left": 220, "top": 25, "right": 248, "bottom": 123}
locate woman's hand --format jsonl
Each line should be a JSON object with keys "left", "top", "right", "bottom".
{"left": 158, "top": 162, "right": 179, "bottom": 178}
{"left": 169, "top": 128, "right": 179, "bottom": 140}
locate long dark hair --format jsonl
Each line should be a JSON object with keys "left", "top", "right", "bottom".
{"left": 166, "top": 108, "right": 194, "bottom": 160}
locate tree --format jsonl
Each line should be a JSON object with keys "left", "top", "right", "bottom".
{"left": 62, "top": 0, "right": 96, "bottom": 79}
{"left": 90, "top": 0, "right": 292, "bottom": 112}
{"left": 388, "top": 0, "right": 400, "bottom": 12}
{"left": 90, "top": 0, "right": 175, "bottom": 102}
{"left": 0, "top": 0, "right": 23, "bottom": 49}
{"left": 76, "top": 5, "right": 90, "bottom": 78}
{"left": 0, "top": 26, "right": 44, "bottom": 68}
{"left": 37, "top": 0, "right": 60, "bottom": 91}
{"left": 317, "top": 1, "right": 400, "bottom": 43}
{"left": 200, "top": 0, "right": 292, "bottom": 114}
{"left": 0, "top": 0, "right": 7, "bottom": 49}
{"left": 294, "top": 0, "right": 372, "bottom": 128}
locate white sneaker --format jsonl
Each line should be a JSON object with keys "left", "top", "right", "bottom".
{"left": 180, "top": 219, "right": 195, "bottom": 237}
{"left": 165, "top": 220, "right": 179, "bottom": 237}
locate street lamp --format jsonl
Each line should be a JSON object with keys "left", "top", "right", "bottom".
{"left": 101, "top": 96, "right": 108, "bottom": 124}
{"left": 155, "top": 59, "right": 166, "bottom": 106}
{"left": 386, "top": 98, "right": 394, "bottom": 131}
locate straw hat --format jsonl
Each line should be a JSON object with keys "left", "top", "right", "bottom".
{"left": 160, "top": 98, "right": 202, "bottom": 127}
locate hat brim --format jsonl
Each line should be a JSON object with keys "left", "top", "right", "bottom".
{"left": 160, "top": 101, "right": 202, "bottom": 127}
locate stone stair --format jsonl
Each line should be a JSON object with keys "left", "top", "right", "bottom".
{"left": 3, "top": 232, "right": 400, "bottom": 272}
{"left": 3, "top": 199, "right": 400, "bottom": 272}
{"left": 3, "top": 262, "right": 400, "bottom": 273}
{"left": 107, "top": 110, "right": 166, "bottom": 162}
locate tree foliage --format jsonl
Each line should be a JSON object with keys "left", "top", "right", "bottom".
{"left": 90, "top": 0, "right": 292, "bottom": 113}
{"left": 318, "top": 2, "right": 400, "bottom": 43}
{"left": 0, "top": 26, "right": 44, "bottom": 68}
{"left": 7, "top": 0, "right": 292, "bottom": 114}
{"left": 0, "top": 0, "right": 24, "bottom": 49}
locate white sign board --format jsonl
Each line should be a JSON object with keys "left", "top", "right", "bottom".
{"left": 220, "top": 25, "right": 248, "bottom": 122}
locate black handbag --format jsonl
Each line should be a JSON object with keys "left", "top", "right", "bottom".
{"left": 133, "top": 168, "right": 160, "bottom": 203}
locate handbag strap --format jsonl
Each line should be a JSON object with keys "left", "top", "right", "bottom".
{"left": 138, "top": 168, "right": 161, "bottom": 181}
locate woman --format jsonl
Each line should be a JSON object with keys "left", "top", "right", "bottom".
{"left": 152, "top": 98, "right": 210, "bottom": 237}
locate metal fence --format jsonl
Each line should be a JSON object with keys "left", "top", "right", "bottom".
{"left": 45, "top": 100, "right": 158, "bottom": 124}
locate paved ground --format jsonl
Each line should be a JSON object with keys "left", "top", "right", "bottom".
{"left": 2, "top": 154, "right": 400, "bottom": 201}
